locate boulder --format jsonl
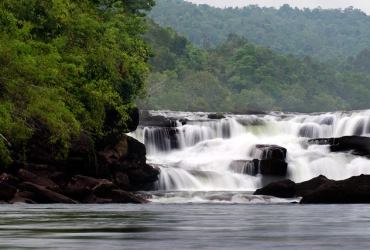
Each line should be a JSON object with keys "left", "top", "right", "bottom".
{"left": 19, "top": 182, "right": 78, "bottom": 204}
{"left": 254, "top": 179, "right": 296, "bottom": 198}
{"left": 64, "top": 175, "right": 100, "bottom": 200}
{"left": 251, "top": 145, "right": 287, "bottom": 160}
{"left": 8, "top": 193, "right": 37, "bottom": 204}
{"left": 309, "top": 136, "right": 370, "bottom": 156}
{"left": 108, "top": 190, "right": 148, "bottom": 204}
{"left": 114, "top": 172, "right": 131, "bottom": 190}
{"left": 92, "top": 179, "right": 118, "bottom": 198}
{"left": 0, "top": 173, "right": 19, "bottom": 187}
{"left": 208, "top": 113, "right": 225, "bottom": 119}
{"left": 300, "top": 174, "right": 370, "bottom": 204}
{"left": 295, "top": 175, "right": 334, "bottom": 197}
{"left": 0, "top": 181, "right": 17, "bottom": 201}
{"left": 17, "top": 169, "right": 61, "bottom": 193}
{"left": 259, "top": 159, "right": 288, "bottom": 176}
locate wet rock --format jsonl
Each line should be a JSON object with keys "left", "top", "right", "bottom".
{"left": 18, "top": 191, "right": 36, "bottom": 200}
{"left": 108, "top": 190, "right": 148, "bottom": 204}
{"left": 114, "top": 172, "right": 131, "bottom": 190}
{"left": 17, "top": 169, "right": 61, "bottom": 193}
{"left": 259, "top": 159, "right": 288, "bottom": 176}
{"left": 254, "top": 179, "right": 296, "bottom": 198}
{"left": 20, "top": 182, "right": 78, "bottom": 204}
{"left": 252, "top": 145, "right": 287, "bottom": 160}
{"left": 309, "top": 136, "right": 370, "bottom": 156}
{"left": 295, "top": 175, "right": 334, "bottom": 197}
{"left": 0, "top": 181, "right": 17, "bottom": 201}
{"left": 208, "top": 113, "right": 225, "bottom": 119}
{"left": 8, "top": 193, "right": 37, "bottom": 204}
{"left": 0, "top": 173, "right": 19, "bottom": 187}
{"left": 92, "top": 179, "right": 117, "bottom": 198}
{"left": 64, "top": 175, "right": 100, "bottom": 200}
{"left": 300, "top": 174, "right": 370, "bottom": 204}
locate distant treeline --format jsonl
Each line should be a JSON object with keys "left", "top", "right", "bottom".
{"left": 138, "top": 18, "right": 370, "bottom": 113}
{"left": 149, "top": 0, "right": 370, "bottom": 61}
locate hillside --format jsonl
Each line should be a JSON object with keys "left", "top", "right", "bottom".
{"left": 149, "top": 0, "right": 370, "bottom": 61}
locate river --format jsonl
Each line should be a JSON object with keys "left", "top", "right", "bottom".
{"left": 1, "top": 203, "right": 370, "bottom": 249}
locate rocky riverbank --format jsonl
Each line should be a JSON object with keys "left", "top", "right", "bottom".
{"left": 0, "top": 108, "right": 160, "bottom": 204}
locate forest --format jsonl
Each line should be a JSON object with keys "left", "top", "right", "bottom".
{"left": 0, "top": 0, "right": 155, "bottom": 166}
{"left": 138, "top": 15, "right": 370, "bottom": 113}
{"left": 149, "top": 0, "right": 370, "bottom": 61}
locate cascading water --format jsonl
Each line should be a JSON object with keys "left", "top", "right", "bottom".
{"left": 129, "top": 110, "right": 370, "bottom": 203}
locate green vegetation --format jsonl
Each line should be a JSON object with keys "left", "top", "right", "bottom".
{"left": 0, "top": 0, "right": 154, "bottom": 166}
{"left": 149, "top": 0, "right": 370, "bottom": 61}
{"left": 138, "top": 22, "right": 370, "bottom": 113}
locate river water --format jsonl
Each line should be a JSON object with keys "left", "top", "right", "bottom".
{"left": 3, "top": 110, "right": 370, "bottom": 248}
{"left": 1, "top": 203, "right": 370, "bottom": 249}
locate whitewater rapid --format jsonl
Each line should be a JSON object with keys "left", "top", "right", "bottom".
{"left": 129, "top": 110, "right": 370, "bottom": 203}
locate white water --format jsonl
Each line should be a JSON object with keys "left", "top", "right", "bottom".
{"left": 129, "top": 110, "right": 370, "bottom": 203}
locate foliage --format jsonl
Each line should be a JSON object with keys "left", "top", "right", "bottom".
{"left": 0, "top": 0, "right": 154, "bottom": 166}
{"left": 149, "top": 0, "right": 370, "bottom": 61}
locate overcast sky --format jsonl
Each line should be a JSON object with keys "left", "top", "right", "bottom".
{"left": 187, "top": 0, "right": 370, "bottom": 15}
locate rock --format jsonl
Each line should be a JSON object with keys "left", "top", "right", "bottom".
{"left": 18, "top": 191, "right": 36, "bottom": 199}
{"left": 114, "top": 172, "right": 131, "bottom": 190}
{"left": 19, "top": 182, "right": 78, "bottom": 204}
{"left": 138, "top": 111, "right": 174, "bottom": 127}
{"left": 8, "top": 193, "right": 37, "bottom": 204}
{"left": 24, "top": 164, "right": 56, "bottom": 173}
{"left": 17, "top": 169, "right": 61, "bottom": 193}
{"left": 232, "top": 109, "right": 267, "bottom": 115}
{"left": 0, "top": 173, "right": 19, "bottom": 187}
{"left": 0, "top": 181, "right": 17, "bottom": 201}
{"left": 254, "top": 179, "right": 296, "bottom": 198}
{"left": 92, "top": 179, "right": 117, "bottom": 198}
{"left": 295, "top": 175, "right": 334, "bottom": 197}
{"left": 309, "top": 136, "right": 370, "bottom": 156}
{"left": 108, "top": 190, "right": 148, "bottom": 203}
{"left": 251, "top": 145, "right": 287, "bottom": 160}
{"left": 259, "top": 159, "right": 288, "bottom": 176}
{"left": 300, "top": 174, "right": 370, "bottom": 204}
{"left": 208, "top": 113, "right": 225, "bottom": 119}
{"left": 50, "top": 171, "right": 70, "bottom": 190}
{"left": 64, "top": 175, "right": 100, "bottom": 200}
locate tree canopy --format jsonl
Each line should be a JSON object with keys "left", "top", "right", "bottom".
{"left": 0, "top": 0, "right": 154, "bottom": 166}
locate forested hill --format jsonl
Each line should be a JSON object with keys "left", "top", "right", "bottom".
{"left": 149, "top": 0, "right": 370, "bottom": 61}
{"left": 138, "top": 20, "right": 370, "bottom": 114}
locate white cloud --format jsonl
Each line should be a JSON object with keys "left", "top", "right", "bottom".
{"left": 187, "top": 0, "right": 370, "bottom": 14}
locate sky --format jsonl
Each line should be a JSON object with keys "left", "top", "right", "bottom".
{"left": 188, "top": 0, "right": 370, "bottom": 15}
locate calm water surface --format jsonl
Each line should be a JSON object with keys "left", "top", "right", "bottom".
{"left": 1, "top": 203, "right": 370, "bottom": 249}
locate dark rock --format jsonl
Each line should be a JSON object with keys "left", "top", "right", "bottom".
{"left": 300, "top": 174, "right": 370, "bottom": 204}
{"left": 24, "top": 164, "right": 56, "bottom": 173}
{"left": 254, "top": 179, "right": 296, "bottom": 198}
{"left": 126, "top": 106, "right": 140, "bottom": 132}
{"left": 69, "top": 133, "right": 91, "bottom": 155}
{"left": 64, "top": 175, "right": 100, "bottom": 200}
{"left": 138, "top": 111, "right": 174, "bottom": 127}
{"left": 0, "top": 181, "right": 17, "bottom": 201}
{"left": 19, "top": 182, "right": 78, "bottom": 204}
{"left": 92, "top": 179, "right": 117, "bottom": 198}
{"left": 232, "top": 109, "right": 267, "bottom": 115}
{"left": 17, "top": 169, "right": 60, "bottom": 193}
{"left": 259, "top": 159, "right": 288, "bottom": 176}
{"left": 0, "top": 173, "right": 19, "bottom": 187}
{"left": 252, "top": 145, "right": 287, "bottom": 160}
{"left": 295, "top": 175, "right": 334, "bottom": 197}
{"left": 114, "top": 172, "right": 131, "bottom": 190}
{"left": 108, "top": 190, "right": 148, "bottom": 203}
{"left": 50, "top": 171, "right": 70, "bottom": 190}
{"left": 208, "top": 113, "right": 225, "bottom": 119}
{"left": 309, "top": 136, "right": 370, "bottom": 156}
{"left": 18, "top": 191, "right": 36, "bottom": 199}
{"left": 8, "top": 193, "right": 37, "bottom": 204}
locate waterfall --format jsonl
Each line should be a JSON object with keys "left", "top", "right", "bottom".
{"left": 130, "top": 110, "right": 370, "bottom": 192}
